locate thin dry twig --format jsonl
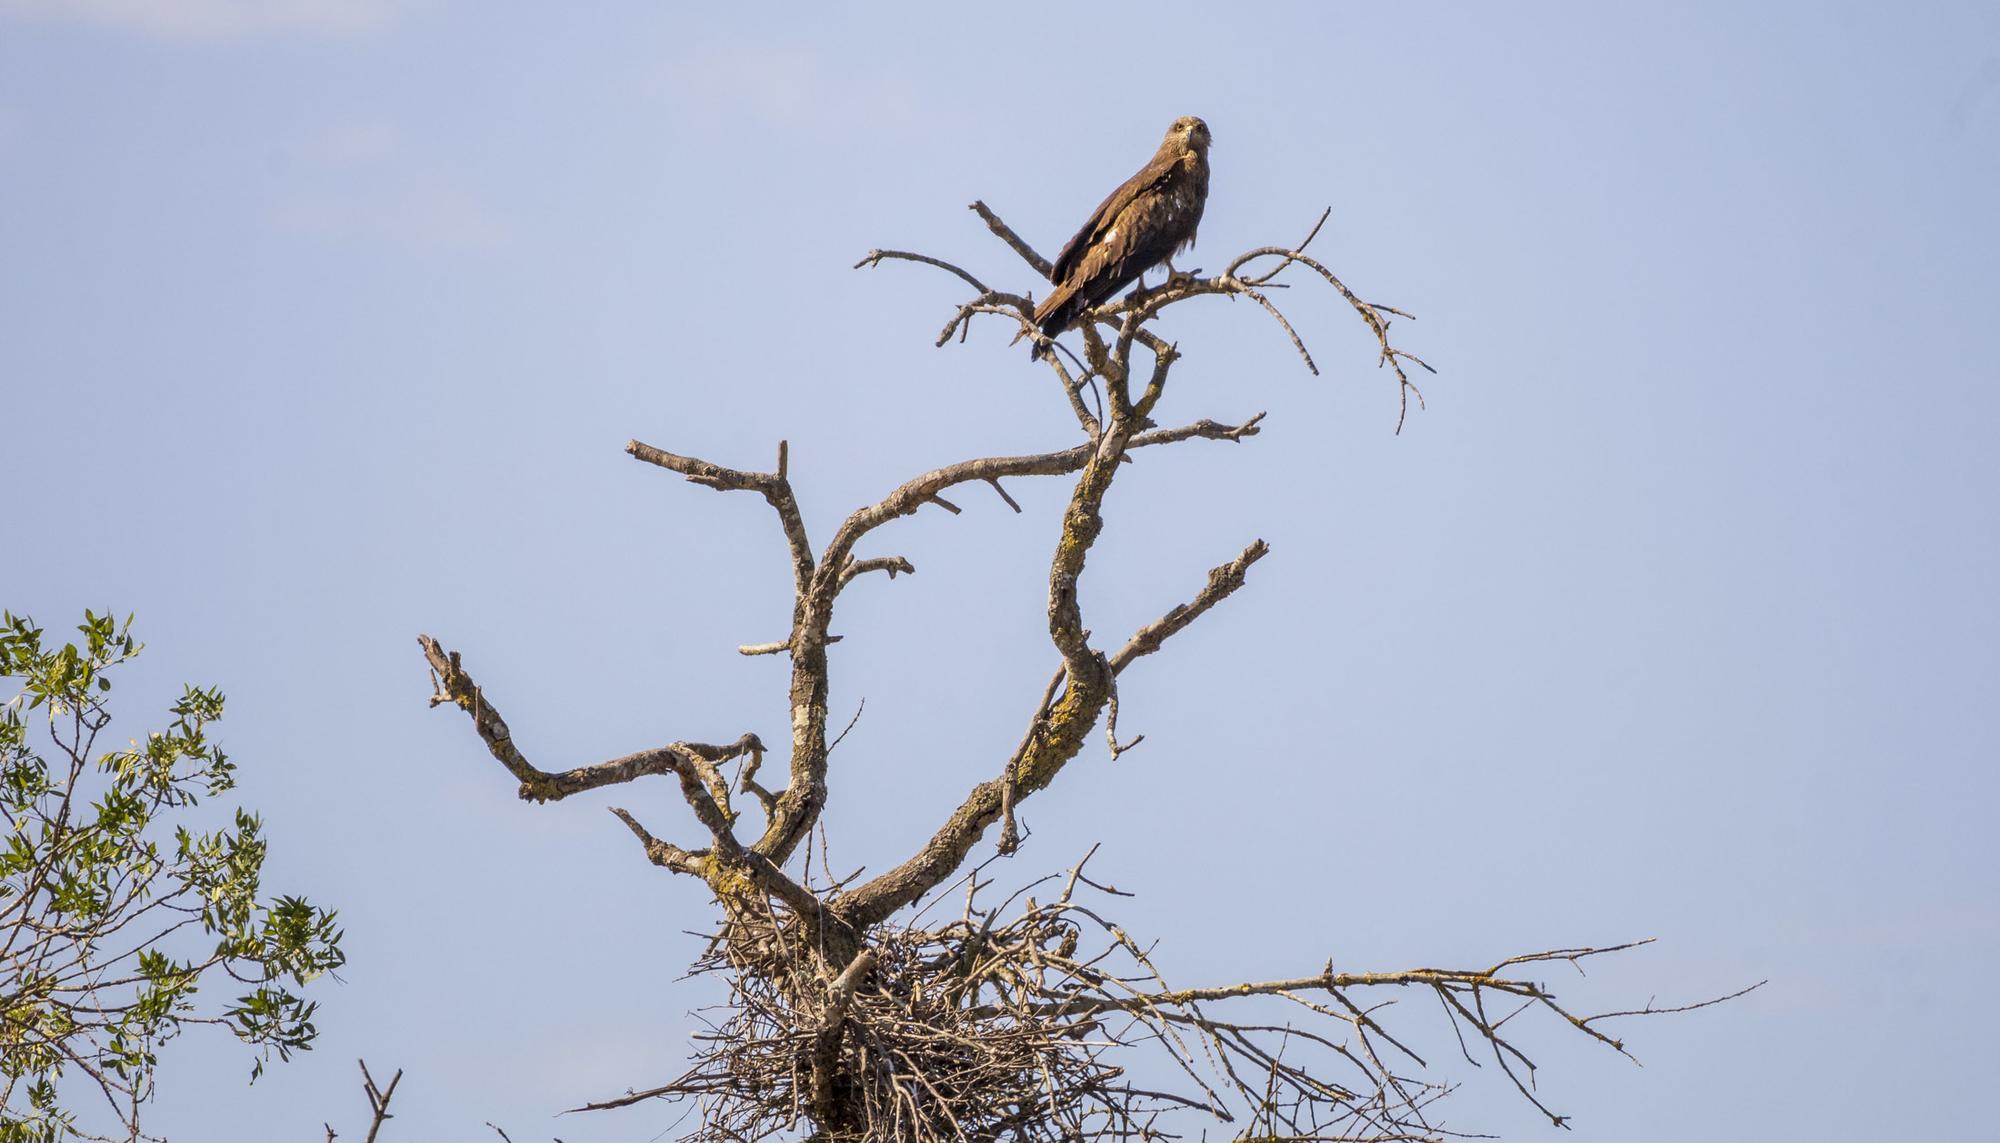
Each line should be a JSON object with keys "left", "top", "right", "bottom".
{"left": 854, "top": 248, "right": 988, "bottom": 293}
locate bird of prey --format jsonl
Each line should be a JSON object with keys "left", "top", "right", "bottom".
{"left": 1030, "top": 116, "right": 1212, "bottom": 358}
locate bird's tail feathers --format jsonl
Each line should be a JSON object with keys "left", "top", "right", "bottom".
{"left": 1030, "top": 283, "right": 1083, "bottom": 360}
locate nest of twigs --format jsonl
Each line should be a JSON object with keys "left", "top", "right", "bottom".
{"left": 581, "top": 849, "right": 1750, "bottom": 1143}
{"left": 677, "top": 907, "right": 1184, "bottom": 1142}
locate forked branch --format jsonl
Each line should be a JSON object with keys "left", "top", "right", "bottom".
{"left": 844, "top": 530, "right": 1271, "bottom": 926}
{"left": 627, "top": 439, "right": 814, "bottom": 594}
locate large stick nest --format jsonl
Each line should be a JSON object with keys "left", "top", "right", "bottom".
{"left": 674, "top": 907, "right": 1194, "bottom": 1142}
{"left": 584, "top": 852, "right": 1743, "bottom": 1143}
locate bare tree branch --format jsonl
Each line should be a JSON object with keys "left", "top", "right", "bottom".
{"left": 608, "top": 806, "right": 704, "bottom": 876}
{"left": 358, "top": 1060, "right": 401, "bottom": 1143}
{"left": 970, "top": 199, "right": 1055, "bottom": 281}
{"left": 854, "top": 248, "right": 988, "bottom": 293}
{"left": 808, "top": 948, "right": 878, "bottom": 1130}
{"left": 816, "top": 413, "right": 1263, "bottom": 582}
{"left": 844, "top": 488, "right": 1267, "bottom": 929}
{"left": 419, "top": 634, "right": 762, "bottom": 810}
{"left": 1110, "top": 539, "right": 1271, "bottom": 673}
{"left": 626, "top": 439, "right": 814, "bottom": 595}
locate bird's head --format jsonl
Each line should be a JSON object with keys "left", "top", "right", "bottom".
{"left": 1167, "top": 115, "right": 1212, "bottom": 155}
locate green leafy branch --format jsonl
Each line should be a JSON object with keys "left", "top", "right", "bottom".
{"left": 2, "top": 611, "right": 345, "bottom": 1143}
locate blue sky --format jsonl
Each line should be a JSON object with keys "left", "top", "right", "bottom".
{"left": 3, "top": 2, "right": 1996, "bottom": 1139}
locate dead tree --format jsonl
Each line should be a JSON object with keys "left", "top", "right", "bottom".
{"left": 418, "top": 202, "right": 1749, "bottom": 1142}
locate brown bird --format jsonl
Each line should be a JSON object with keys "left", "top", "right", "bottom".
{"left": 1031, "top": 116, "right": 1212, "bottom": 358}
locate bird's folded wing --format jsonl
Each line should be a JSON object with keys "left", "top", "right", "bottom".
{"left": 1048, "top": 152, "right": 1180, "bottom": 285}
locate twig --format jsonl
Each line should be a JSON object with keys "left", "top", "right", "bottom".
{"left": 1110, "top": 540, "right": 1271, "bottom": 673}
{"left": 828, "top": 698, "right": 867, "bottom": 754}
{"left": 854, "top": 248, "right": 988, "bottom": 293}
{"left": 358, "top": 1060, "right": 402, "bottom": 1143}
{"left": 840, "top": 556, "right": 917, "bottom": 589}
{"left": 985, "top": 477, "right": 1023, "bottom": 513}
{"left": 626, "top": 438, "right": 815, "bottom": 589}
{"left": 970, "top": 200, "right": 1054, "bottom": 280}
